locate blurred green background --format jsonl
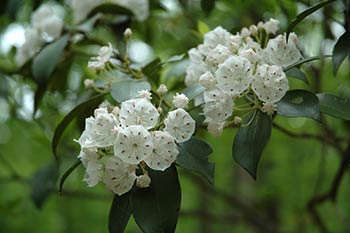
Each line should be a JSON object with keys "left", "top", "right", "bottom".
{"left": 0, "top": 0, "right": 349, "bottom": 232}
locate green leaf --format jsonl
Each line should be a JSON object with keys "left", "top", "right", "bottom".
{"left": 283, "top": 55, "right": 331, "bottom": 71}
{"left": 163, "top": 54, "right": 185, "bottom": 64}
{"left": 181, "top": 84, "right": 206, "bottom": 101}
{"left": 332, "top": 31, "right": 350, "bottom": 76}
{"left": 177, "top": 137, "right": 214, "bottom": 184}
{"left": 317, "top": 93, "right": 350, "bottom": 120}
{"left": 201, "top": 0, "right": 216, "bottom": 15}
{"left": 131, "top": 165, "right": 181, "bottom": 233}
{"left": 232, "top": 110, "right": 271, "bottom": 180}
{"left": 285, "top": 67, "right": 309, "bottom": 85}
{"left": 142, "top": 58, "right": 162, "bottom": 85}
{"left": 88, "top": 3, "right": 133, "bottom": 19}
{"left": 59, "top": 159, "right": 82, "bottom": 193}
{"left": 109, "top": 192, "right": 132, "bottom": 233}
{"left": 110, "top": 80, "right": 151, "bottom": 103}
{"left": 52, "top": 94, "right": 106, "bottom": 160}
{"left": 32, "top": 35, "right": 69, "bottom": 85}
{"left": 286, "top": 0, "right": 336, "bottom": 40}
{"left": 277, "top": 90, "right": 321, "bottom": 121}
{"left": 197, "top": 20, "right": 210, "bottom": 36}
{"left": 30, "top": 162, "right": 58, "bottom": 209}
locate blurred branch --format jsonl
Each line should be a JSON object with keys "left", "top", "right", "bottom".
{"left": 307, "top": 142, "right": 350, "bottom": 233}
{"left": 182, "top": 170, "right": 279, "bottom": 233}
{"left": 272, "top": 122, "right": 346, "bottom": 154}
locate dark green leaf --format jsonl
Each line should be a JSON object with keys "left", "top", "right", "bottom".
{"left": 59, "top": 159, "right": 82, "bottom": 193}
{"left": 332, "top": 31, "right": 350, "bottom": 76}
{"left": 285, "top": 67, "right": 309, "bottom": 85}
{"left": 88, "top": 3, "right": 133, "bottom": 19}
{"left": 33, "top": 84, "right": 46, "bottom": 115}
{"left": 232, "top": 110, "right": 271, "bottom": 180}
{"left": 277, "top": 90, "right": 321, "bottom": 121}
{"left": 110, "top": 80, "right": 151, "bottom": 103}
{"left": 286, "top": 0, "right": 336, "bottom": 40}
{"left": 177, "top": 137, "right": 214, "bottom": 184}
{"left": 201, "top": 0, "right": 216, "bottom": 15}
{"left": 109, "top": 192, "right": 132, "bottom": 233}
{"left": 52, "top": 94, "right": 106, "bottom": 160}
{"left": 131, "top": 165, "right": 181, "bottom": 233}
{"left": 142, "top": 58, "right": 162, "bottom": 85}
{"left": 283, "top": 55, "right": 331, "bottom": 71}
{"left": 30, "top": 162, "right": 58, "bottom": 209}
{"left": 75, "top": 14, "right": 102, "bottom": 32}
{"left": 32, "top": 35, "right": 69, "bottom": 85}
{"left": 317, "top": 93, "right": 350, "bottom": 120}
{"left": 181, "top": 84, "right": 206, "bottom": 101}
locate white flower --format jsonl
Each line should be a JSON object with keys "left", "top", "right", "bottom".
{"left": 88, "top": 43, "right": 114, "bottom": 71}
{"left": 251, "top": 64, "right": 289, "bottom": 103}
{"left": 172, "top": 93, "right": 189, "bottom": 109}
{"left": 144, "top": 131, "right": 178, "bottom": 171}
{"left": 136, "top": 173, "right": 151, "bottom": 188}
{"left": 119, "top": 98, "right": 159, "bottom": 129}
{"left": 207, "top": 121, "right": 225, "bottom": 137}
{"left": 78, "top": 147, "right": 103, "bottom": 187}
{"left": 263, "top": 18, "right": 279, "bottom": 35}
{"left": 157, "top": 84, "right": 168, "bottom": 95}
{"left": 31, "top": 4, "right": 63, "bottom": 41}
{"left": 15, "top": 28, "right": 44, "bottom": 67}
{"left": 205, "top": 44, "right": 232, "bottom": 69}
{"left": 70, "top": 0, "right": 102, "bottom": 23}
{"left": 203, "top": 89, "right": 234, "bottom": 122}
{"left": 239, "top": 48, "right": 260, "bottom": 64}
{"left": 240, "top": 27, "right": 251, "bottom": 38}
{"left": 137, "top": 90, "right": 152, "bottom": 101}
{"left": 91, "top": 109, "right": 119, "bottom": 147}
{"left": 203, "top": 26, "right": 234, "bottom": 50}
{"left": 76, "top": 117, "right": 96, "bottom": 148}
{"left": 103, "top": 156, "right": 137, "bottom": 195}
{"left": 215, "top": 56, "right": 253, "bottom": 97}
{"left": 185, "top": 61, "right": 208, "bottom": 87}
{"left": 199, "top": 71, "right": 216, "bottom": 89}
{"left": 114, "top": 125, "right": 153, "bottom": 164}
{"left": 264, "top": 33, "right": 302, "bottom": 67}
{"left": 164, "top": 109, "right": 195, "bottom": 143}
{"left": 262, "top": 102, "right": 277, "bottom": 114}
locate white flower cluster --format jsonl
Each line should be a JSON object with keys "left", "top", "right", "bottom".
{"left": 88, "top": 43, "right": 114, "bottom": 71}
{"left": 70, "top": 0, "right": 149, "bottom": 24}
{"left": 185, "top": 19, "right": 302, "bottom": 136}
{"left": 15, "top": 3, "right": 64, "bottom": 67}
{"left": 76, "top": 90, "right": 195, "bottom": 195}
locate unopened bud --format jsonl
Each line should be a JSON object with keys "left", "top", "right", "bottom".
{"left": 84, "top": 79, "right": 94, "bottom": 88}
{"left": 124, "top": 28, "right": 132, "bottom": 39}
{"left": 157, "top": 84, "right": 168, "bottom": 95}
{"left": 233, "top": 116, "right": 242, "bottom": 125}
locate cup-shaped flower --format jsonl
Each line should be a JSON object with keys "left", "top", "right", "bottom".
{"left": 103, "top": 156, "right": 137, "bottom": 195}
{"left": 215, "top": 56, "right": 253, "bottom": 97}
{"left": 172, "top": 93, "right": 189, "bottom": 109}
{"left": 78, "top": 147, "right": 103, "bottom": 187}
{"left": 164, "top": 109, "right": 195, "bottom": 143}
{"left": 251, "top": 64, "right": 289, "bottom": 103}
{"left": 203, "top": 89, "right": 234, "bottom": 122}
{"left": 144, "top": 131, "right": 179, "bottom": 171}
{"left": 119, "top": 98, "right": 159, "bottom": 130}
{"left": 114, "top": 125, "right": 153, "bottom": 164}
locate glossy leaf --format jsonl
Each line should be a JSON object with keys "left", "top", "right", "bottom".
{"left": 232, "top": 110, "right": 271, "bottom": 180}
{"left": 32, "top": 35, "right": 69, "bottom": 85}
{"left": 286, "top": 0, "right": 336, "bottom": 40}
{"left": 88, "top": 3, "right": 132, "bottom": 18}
{"left": 131, "top": 165, "right": 181, "bottom": 233}
{"left": 52, "top": 94, "right": 106, "bottom": 160}
{"left": 142, "top": 58, "right": 162, "bottom": 84}
{"left": 283, "top": 55, "right": 331, "bottom": 72}
{"left": 110, "top": 80, "right": 151, "bottom": 103}
{"left": 285, "top": 67, "right": 309, "bottom": 85}
{"left": 181, "top": 84, "right": 206, "bottom": 101}
{"left": 201, "top": 0, "right": 216, "bottom": 15}
{"left": 109, "top": 192, "right": 132, "bottom": 233}
{"left": 317, "top": 93, "right": 350, "bottom": 120}
{"left": 30, "top": 162, "right": 58, "bottom": 209}
{"left": 177, "top": 137, "right": 214, "bottom": 184}
{"left": 332, "top": 31, "right": 350, "bottom": 75}
{"left": 59, "top": 159, "right": 82, "bottom": 193}
{"left": 277, "top": 90, "right": 321, "bottom": 121}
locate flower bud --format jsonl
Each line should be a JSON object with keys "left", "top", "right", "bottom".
{"left": 124, "top": 28, "right": 132, "bottom": 39}
{"left": 136, "top": 173, "right": 151, "bottom": 188}
{"left": 84, "top": 79, "right": 94, "bottom": 88}
{"left": 157, "top": 84, "right": 168, "bottom": 95}
{"left": 233, "top": 116, "right": 242, "bottom": 125}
